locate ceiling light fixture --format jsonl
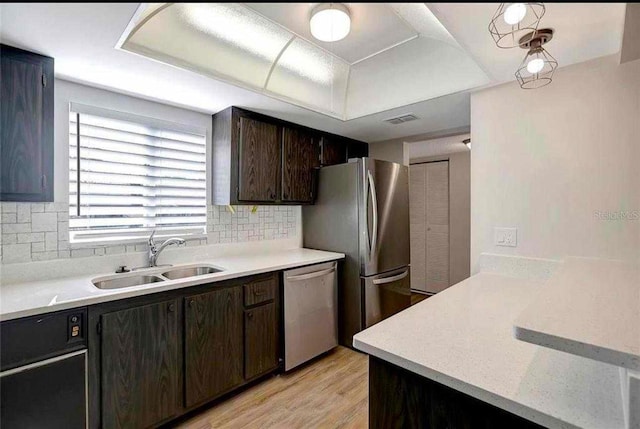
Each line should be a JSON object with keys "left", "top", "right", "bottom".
{"left": 310, "top": 3, "right": 351, "bottom": 42}
{"left": 515, "top": 29, "right": 558, "bottom": 89}
{"left": 488, "top": 3, "right": 545, "bottom": 48}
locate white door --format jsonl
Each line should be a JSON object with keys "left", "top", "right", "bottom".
{"left": 409, "top": 161, "right": 450, "bottom": 293}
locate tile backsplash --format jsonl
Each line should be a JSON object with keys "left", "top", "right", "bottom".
{"left": 0, "top": 203, "right": 297, "bottom": 264}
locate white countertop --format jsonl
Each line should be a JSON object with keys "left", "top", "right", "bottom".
{"left": 0, "top": 248, "right": 344, "bottom": 321}
{"left": 514, "top": 257, "right": 640, "bottom": 371}
{"left": 353, "top": 273, "right": 625, "bottom": 429}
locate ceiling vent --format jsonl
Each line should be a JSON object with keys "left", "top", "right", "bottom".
{"left": 384, "top": 114, "right": 419, "bottom": 125}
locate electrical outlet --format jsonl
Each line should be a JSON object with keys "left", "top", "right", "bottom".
{"left": 494, "top": 227, "right": 517, "bottom": 247}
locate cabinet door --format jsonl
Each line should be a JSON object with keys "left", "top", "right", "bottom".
{"left": 282, "top": 127, "right": 319, "bottom": 203}
{"left": 0, "top": 44, "right": 54, "bottom": 202}
{"left": 347, "top": 140, "right": 369, "bottom": 159}
{"left": 245, "top": 302, "right": 278, "bottom": 380}
{"left": 184, "top": 286, "right": 243, "bottom": 407}
{"left": 101, "top": 300, "right": 180, "bottom": 429}
{"left": 238, "top": 116, "right": 280, "bottom": 202}
{"left": 320, "top": 136, "right": 346, "bottom": 166}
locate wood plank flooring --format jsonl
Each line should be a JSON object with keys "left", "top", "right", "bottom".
{"left": 175, "top": 346, "right": 368, "bottom": 429}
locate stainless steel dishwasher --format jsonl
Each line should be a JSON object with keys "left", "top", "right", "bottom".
{"left": 283, "top": 261, "right": 338, "bottom": 371}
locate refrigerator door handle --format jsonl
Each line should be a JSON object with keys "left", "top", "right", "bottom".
{"left": 367, "top": 170, "right": 378, "bottom": 261}
{"left": 372, "top": 269, "right": 409, "bottom": 285}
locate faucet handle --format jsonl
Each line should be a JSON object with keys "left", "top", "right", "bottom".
{"left": 148, "top": 229, "right": 156, "bottom": 247}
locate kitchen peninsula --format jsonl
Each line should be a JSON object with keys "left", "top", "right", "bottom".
{"left": 354, "top": 257, "right": 633, "bottom": 429}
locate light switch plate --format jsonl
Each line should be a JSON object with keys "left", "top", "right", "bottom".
{"left": 494, "top": 227, "right": 517, "bottom": 247}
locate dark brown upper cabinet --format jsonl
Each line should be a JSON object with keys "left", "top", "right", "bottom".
{"left": 282, "top": 127, "right": 319, "bottom": 203}
{"left": 238, "top": 116, "right": 280, "bottom": 202}
{"left": 320, "top": 136, "right": 347, "bottom": 166}
{"left": 346, "top": 138, "right": 369, "bottom": 160}
{"left": 212, "top": 107, "right": 368, "bottom": 205}
{"left": 1, "top": 44, "right": 54, "bottom": 202}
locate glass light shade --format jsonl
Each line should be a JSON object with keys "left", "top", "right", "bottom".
{"left": 526, "top": 57, "right": 545, "bottom": 73}
{"left": 503, "top": 3, "right": 527, "bottom": 25}
{"left": 488, "top": 3, "right": 545, "bottom": 48}
{"left": 309, "top": 4, "right": 351, "bottom": 42}
{"left": 515, "top": 47, "right": 558, "bottom": 89}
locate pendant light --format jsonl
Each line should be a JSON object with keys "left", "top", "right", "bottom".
{"left": 515, "top": 29, "right": 557, "bottom": 89}
{"left": 488, "top": 3, "right": 545, "bottom": 48}
{"left": 310, "top": 3, "right": 351, "bottom": 42}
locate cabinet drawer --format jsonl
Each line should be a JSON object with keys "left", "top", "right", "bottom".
{"left": 244, "top": 276, "right": 277, "bottom": 306}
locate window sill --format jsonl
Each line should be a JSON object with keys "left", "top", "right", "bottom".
{"left": 69, "top": 233, "right": 208, "bottom": 249}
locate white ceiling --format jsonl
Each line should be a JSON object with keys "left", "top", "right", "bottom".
{"left": 119, "top": 3, "right": 489, "bottom": 120}
{"left": 246, "top": 3, "right": 419, "bottom": 64}
{"left": 428, "top": 3, "right": 626, "bottom": 82}
{"left": 0, "top": 3, "right": 628, "bottom": 143}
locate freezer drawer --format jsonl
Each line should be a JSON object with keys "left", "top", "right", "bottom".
{"left": 284, "top": 261, "right": 338, "bottom": 371}
{"left": 363, "top": 267, "right": 411, "bottom": 328}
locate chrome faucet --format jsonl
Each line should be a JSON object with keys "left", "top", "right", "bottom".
{"left": 147, "top": 229, "right": 185, "bottom": 267}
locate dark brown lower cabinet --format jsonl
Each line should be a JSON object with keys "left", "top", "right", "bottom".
{"left": 184, "top": 286, "right": 244, "bottom": 408}
{"left": 244, "top": 302, "right": 278, "bottom": 379}
{"left": 369, "top": 356, "right": 543, "bottom": 429}
{"left": 100, "top": 300, "right": 180, "bottom": 429}
{"left": 90, "top": 274, "right": 282, "bottom": 428}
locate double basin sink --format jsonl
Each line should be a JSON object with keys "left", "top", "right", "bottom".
{"left": 93, "top": 265, "right": 223, "bottom": 290}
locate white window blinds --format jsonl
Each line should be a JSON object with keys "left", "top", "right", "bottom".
{"left": 69, "top": 104, "right": 207, "bottom": 243}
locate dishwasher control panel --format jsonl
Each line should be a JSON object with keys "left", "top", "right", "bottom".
{"left": 1, "top": 307, "right": 88, "bottom": 371}
{"left": 67, "top": 312, "right": 84, "bottom": 343}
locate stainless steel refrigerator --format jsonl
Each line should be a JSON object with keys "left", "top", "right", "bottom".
{"left": 303, "top": 158, "right": 411, "bottom": 347}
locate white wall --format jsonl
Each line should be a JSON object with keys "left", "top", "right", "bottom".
{"left": 471, "top": 56, "right": 640, "bottom": 272}
{"left": 368, "top": 140, "right": 409, "bottom": 165}
{"left": 54, "top": 79, "right": 213, "bottom": 202}
{"left": 408, "top": 133, "right": 470, "bottom": 158}
{"left": 0, "top": 80, "right": 302, "bottom": 271}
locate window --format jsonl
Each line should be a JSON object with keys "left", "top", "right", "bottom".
{"left": 69, "top": 104, "right": 207, "bottom": 243}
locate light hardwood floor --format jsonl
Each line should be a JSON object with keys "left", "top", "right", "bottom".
{"left": 176, "top": 347, "right": 368, "bottom": 429}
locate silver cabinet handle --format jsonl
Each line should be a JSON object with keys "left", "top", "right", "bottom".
{"left": 287, "top": 267, "right": 336, "bottom": 281}
{"left": 372, "top": 270, "right": 408, "bottom": 285}
{"left": 367, "top": 170, "right": 378, "bottom": 261}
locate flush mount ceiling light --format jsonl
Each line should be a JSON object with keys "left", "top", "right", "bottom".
{"left": 118, "top": 3, "right": 490, "bottom": 120}
{"left": 515, "top": 29, "right": 558, "bottom": 89}
{"left": 488, "top": 3, "right": 545, "bottom": 48}
{"left": 310, "top": 3, "right": 351, "bottom": 42}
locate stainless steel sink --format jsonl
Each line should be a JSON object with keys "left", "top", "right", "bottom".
{"left": 93, "top": 275, "right": 164, "bottom": 290}
{"left": 161, "top": 266, "right": 223, "bottom": 280}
